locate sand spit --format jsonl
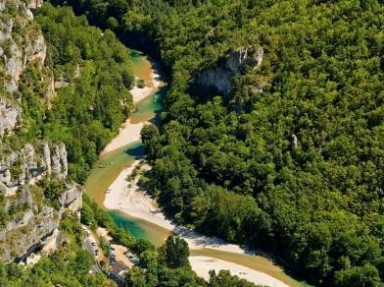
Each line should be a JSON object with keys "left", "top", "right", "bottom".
{"left": 101, "top": 65, "right": 163, "bottom": 155}
{"left": 190, "top": 256, "right": 290, "bottom": 287}
{"left": 104, "top": 161, "right": 290, "bottom": 287}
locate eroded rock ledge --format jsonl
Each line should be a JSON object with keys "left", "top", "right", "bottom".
{"left": 196, "top": 46, "right": 264, "bottom": 97}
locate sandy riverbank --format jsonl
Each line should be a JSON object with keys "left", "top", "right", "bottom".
{"left": 190, "top": 256, "right": 290, "bottom": 287}
{"left": 97, "top": 227, "right": 133, "bottom": 268}
{"left": 101, "top": 120, "right": 145, "bottom": 155}
{"left": 104, "top": 161, "right": 246, "bottom": 253}
{"left": 100, "top": 54, "right": 293, "bottom": 287}
{"left": 101, "top": 66, "right": 163, "bottom": 155}
{"left": 104, "top": 161, "right": 290, "bottom": 287}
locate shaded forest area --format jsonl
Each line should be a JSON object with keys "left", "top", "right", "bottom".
{"left": 2, "top": 4, "right": 265, "bottom": 286}
{"left": 19, "top": 4, "right": 134, "bottom": 183}
{"left": 47, "top": 0, "right": 384, "bottom": 286}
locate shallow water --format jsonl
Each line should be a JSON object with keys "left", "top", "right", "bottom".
{"left": 84, "top": 140, "right": 142, "bottom": 204}
{"left": 84, "top": 50, "right": 163, "bottom": 204}
{"left": 108, "top": 210, "right": 170, "bottom": 244}
{"left": 85, "top": 50, "right": 311, "bottom": 287}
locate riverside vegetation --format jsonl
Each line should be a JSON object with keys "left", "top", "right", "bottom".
{"left": 1, "top": 2, "right": 134, "bottom": 285}
{"left": 30, "top": 4, "right": 135, "bottom": 183}
{"left": 51, "top": 0, "right": 384, "bottom": 286}
{"left": 1, "top": 2, "right": 267, "bottom": 286}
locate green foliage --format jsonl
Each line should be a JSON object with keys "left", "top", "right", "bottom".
{"left": 137, "top": 78, "right": 145, "bottom": 88}
{"left": 158, "top": 235, "right": 189, "bottom": 269}
{"left": 40, "top": 178, "right": 64, "bottom": 210}
{"left": 114, "top": 1, "right": 384, "bottom": 286}
{"left": 131, "top": 238, "right": 156, "bottom": 255}
{"left": 21, "top": 0, "right": 384, "bottom": 285}
{"left": 0, "top": 206, "right": 9, "bottom": 229}
{"left": 334, "top": 264, "right": 382, "bottom": 287}
{"left": 56, "top": 0, "right": 384, "bottom": 285}
{"left": 141, "top": 124, "right": 160, "bottom": 163}
{"left": 20, "top": 4, "right": 135, "bottom": 183}
{"left": 81, "top": 194, "right": 139, "bottom": 247}
{"left": 139, "top": 249, "right": 158, "bottom": 270}
{"left": 208, "top": 270, "right": 261, "bottom": 287}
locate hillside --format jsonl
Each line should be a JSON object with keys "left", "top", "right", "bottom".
{"left": 0, "top": 0, "right": 82, "bottom": 263}
{"left": 0, "top": 0, "right": 132, "bottom": 285}
{"left": 54, "top": 0, "right": 384, "bottom": 286}
{"left": 0, "top": 1, "right": 273, "bottom": 286}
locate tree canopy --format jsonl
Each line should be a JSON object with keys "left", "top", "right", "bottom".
{"left": 21, "top": 4, "right": 135, "bottom": 183}
{"left": 22, "top": 0, "right": 384, "bottom": 285}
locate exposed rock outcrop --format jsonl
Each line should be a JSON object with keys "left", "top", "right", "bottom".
{"left": 43, "top": 142, "right": 52, "bottom": 175}
{"left": 0, "top": 0, "right": 82, "bottom": 266}
{"left": 27, "top": 0, "right": 43, "bottom": 10}
{"left": 0, "top": 206, "right": 60, "bottom": 262}
{"left": 0, "top": 142, "right": 70, "bottom": 188}
{"left": 0, "top": 181, "right": 7, "bottom": 193}
{"left": 196, "top": 46, "right": 264, "bottom": 97}
{"left": 0, "top": 0, "right": 47, "bottom": 93}
{"left": 4, "top": 43, "right": 23, "bottom": 93}
{"left": 51, "top": 143, "right": 68, "bottom": 178}
{"left": 0, "top": 176, "right": 83, "bottom": 263}
{"left": 51, "top": 146, "right": 62, "bottom": 176}
{"left": 60, "top": 184, "right": 83, "bottom": 213}
{"left": 0, "top": 97, "right": 21, "bottom": 137}
{"left": 0, "top": 0, "right": 6, "bottom": 11}
{"left": 25, "top": 228, "right": 68, "bottom": 265}
{"left": 292, "top": 134, "right": 299, "bottom": 150}
{"left": 0, "top": 141, "right": 81, "bottom": 260}
{"left": 59, "top": 143, "right": 68, "bottom": 177}
{"left": 0, "top": 0, "right": 53, "bottom": 136}
{"left": 25, "top": 33, "right": 47, "bottom": 64}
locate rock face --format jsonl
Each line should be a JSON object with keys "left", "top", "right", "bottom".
{"left": 0, "top": 142, "right": 71, "bottom": 193}
{"left": 27, "top": 0, "right": 43, "bottom": 10}
{"left": 60, "top": 184, "right": 83, "bottom": 213}
{"left": 292, "top": 134, "right": 299, "bottom": 150}
{"left": 0, "top": 0, "right": 47, "bottom": 93}
{"left": 0, "top": 141, "right": 83, "bottom": 263}
{"left": 43, "top": 142, "right": 52, "bottom": 175}
{"left": 0, "top": 98, "right": 21, "bottom": 137}
{"left": 0, "top": 0, "right": 82, "bottom": 265}
{"left": 60, "top": 144, "right": 68, "bottom": 177}
{"left": 0, "top": 0, "right": 53, "bottom": 136}
{"left": 196, "top": 47, "right": 264, "bottom": 97}
{"left": 0, "top": 0, "right": 6, "bottom": 11}
{"left": 0, "top": 206, "right": 60, "bottom": 262}
{"left": 26, "top": 33, "right": 47, "bottom": 64}
{"left": 44, "top": 142, "right": 68, "bottom": 178}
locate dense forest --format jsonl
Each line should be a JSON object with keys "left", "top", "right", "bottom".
{"left": 1, "top": 3, "right": 266, "bottom": 286}
{"left": 19, "top": 4, "right": 134, "bottom": 183}
{"left": 0, "top": 3, "right": 132, "bottom": 286}
{"left": 50, "top": 0, "right": 384, "bottom": 286}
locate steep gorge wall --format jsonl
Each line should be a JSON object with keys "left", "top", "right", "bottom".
{"left": 196, "top": 47, "right": 264, "bottom": 97}
{"left": 0, "top": 0, "right": 81, "bottom": 264}
{"left": 0, "top": 0, "right": 54, "bottom": 136}
{"left": 0, "top": 142, "right": 83, "bottom": 263}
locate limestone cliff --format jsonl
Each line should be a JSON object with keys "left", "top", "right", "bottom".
{"left": 0, "top": 0, "right": 54, "bottom": 136}
{"left": 0, "top": 142, "right": 70, "bottom": 189}
{"left": 0, "top": 97, "right": 21, "bottom": 137}
{"left": 0, "top": 142, "right": 83, "bottom": 263}
{"left": 196, "top": 47, "right": 264, "bottom": 97}
{"left": 0, "top": 0, "right": 81, "bottom": 264}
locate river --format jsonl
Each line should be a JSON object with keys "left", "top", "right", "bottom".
{"left": 85, "top": 50, "right": 310, "bottom": 287}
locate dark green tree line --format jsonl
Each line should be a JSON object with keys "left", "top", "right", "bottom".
{"left": 31, "top": 0, "right": 384, "bottom": 285}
